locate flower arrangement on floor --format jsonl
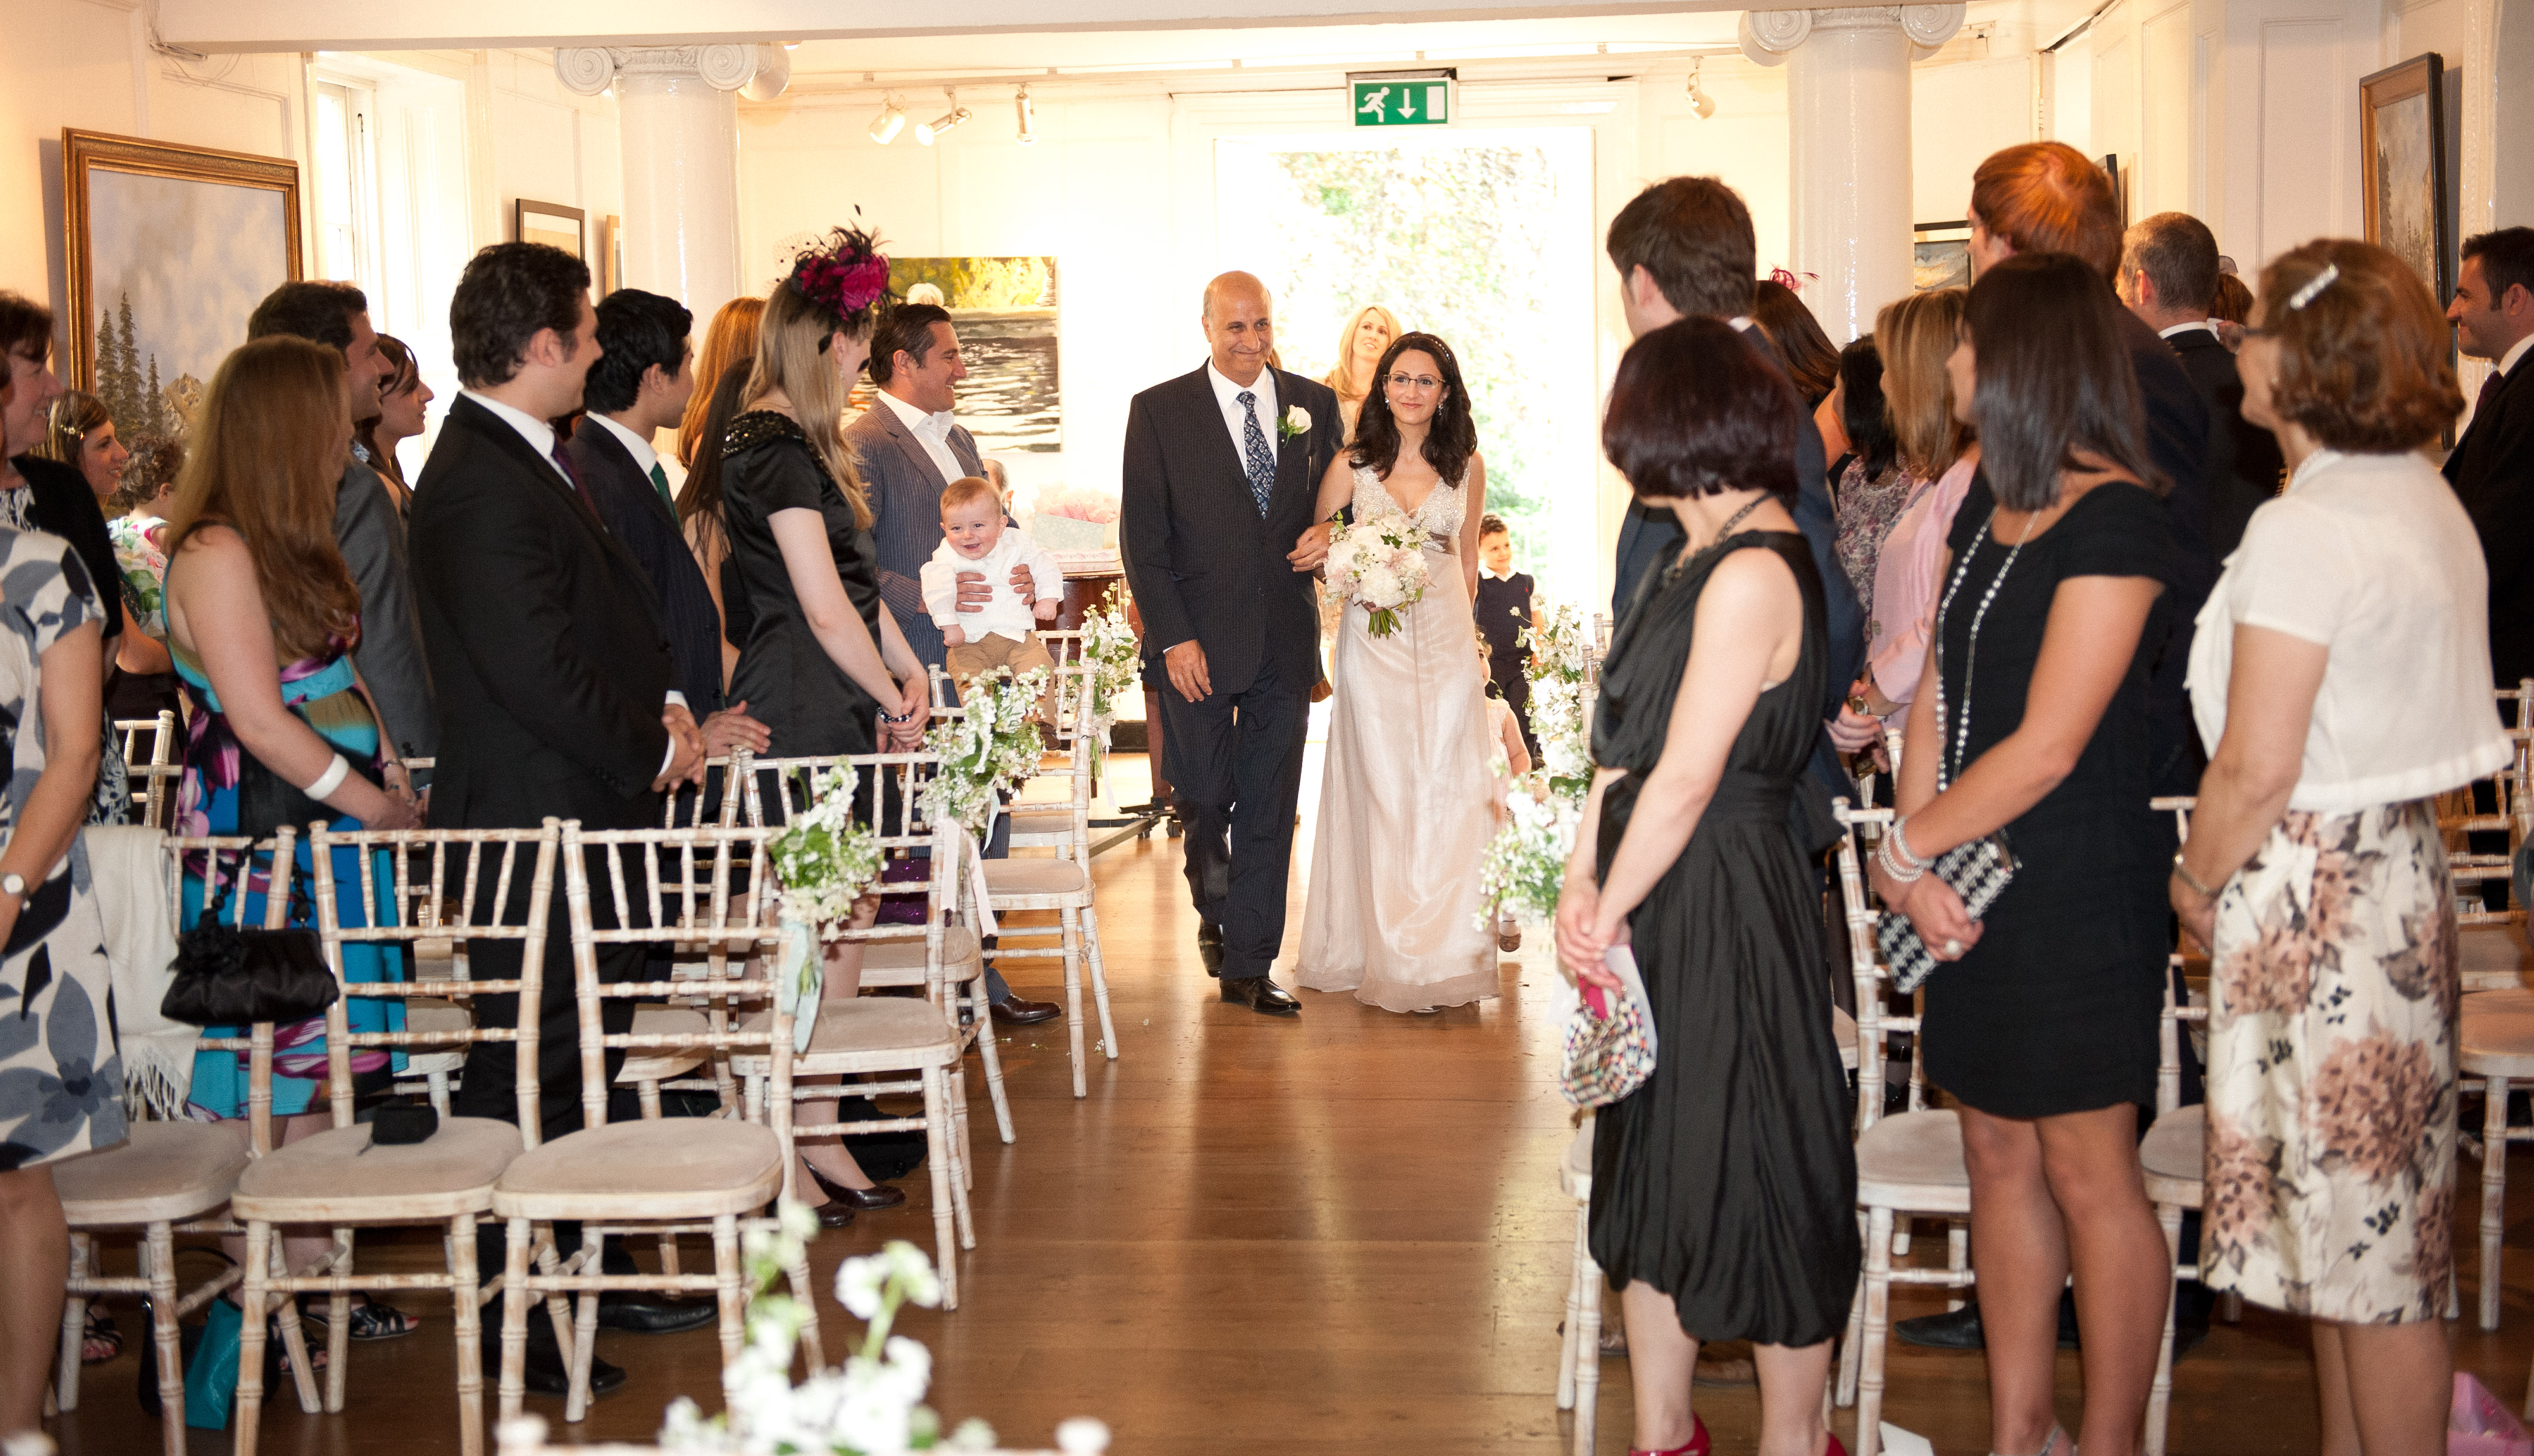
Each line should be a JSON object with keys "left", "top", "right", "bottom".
{"left": 1076, "top": 603, "right": 1142, "bottom": 748}
{"left": 1323, "top": 511, "right": 1430, "bottom": 638}
{"left": 767, "top": 760, "right": 888, "bottom": 1048}
{"left": 1477, "top": 601, "right": 1597, "bottom": 926}
{"left": 659, "top": 1205, "right": 1110, "bottom": 1456}
{"left": 919, "top": 665, "right": 1052, "bottom": 834}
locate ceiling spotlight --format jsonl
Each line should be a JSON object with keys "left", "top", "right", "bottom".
{"left": 1015, "top": 85, "right": 1036, "bottom": 146}
{"left": 916, "top": 89, "right": 971, "bottom": 145}
{"left": 868, "top": 93, "right": 905, "bottom": 145}
{"left": 1687, "top": 59, "right": 1717, "bottom": 120}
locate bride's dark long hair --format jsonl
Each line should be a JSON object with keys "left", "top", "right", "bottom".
{"left": 1349, "top": 332, "right": 1478, "bottom": 485}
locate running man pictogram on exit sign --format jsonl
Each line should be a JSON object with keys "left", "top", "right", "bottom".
{"left": 1352, "top": 74, "right": 1453, "bottom": 126}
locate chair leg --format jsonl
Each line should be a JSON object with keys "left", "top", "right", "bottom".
{"left": 1856, "top": 1204, "right": 1896, "bottom": 1456}
{"left": 938, "top": 1064, "right": 973, "bottom": 1248}
{"left": 970, "top": 971, "right": 1016, "bottom": 1144}
{"left": 2488, "top": 1074, "right": 2512, "bottom": 1331}
{"left": 564, "top": 1234, "right": 605, "bottom": 1426}
{"left": 945, "top": 1028, "right": 974, "bottom": 1190}
{"left": 784, "top": 1245, "right": 824, "bottom": 1373}
{"left": 141, "top": 1224, "right": 186, "bottom": 1455}
{"left": 1836, "top": 1242, "right": 1865, "bottom": 1405}
{"left": 1081, "top": 902, "right": 1118, "bottom": 1061}
{"left": 532, "top": 1226, "right": 578, "bottom": 1367}
{"left": 923, "top": 1066, "right": 963, "bottom": 1307}
{"left": 712, "top": 1216, "right": 747, "bottom": 1371}
{"left": 1945, "top": 1221, "right": 1970, "bottom": 1312}
{"left": 55, "top": 1232, "right": 88, "bottom": 1414}
{"left": 2146, "top": 1202, "right": 2183, "bottom": 1456}
{"left": 1556, "top": 1202, "right": 1583, "bottom": 1411}
{"left": 236, "top": 1223, "right": 272, "bottom": 1456}
{"left": 1571, "top": 1221, "right": 1602, "bottom": 1456}
{"left": 268, "top": 1241, "right": 320, "bottom": 1416}
{"left": 324, "top": 1229, "right": 352, "bottom": 1414}
{"left": 1062, "top": 906, "right": 1087, "bottom": 1098}
{"left": 427, "top": 1069, "right": 452, "bottom": 1116}
{"left": 498, "top": 1217, "right": 535, "bottom": 1421}
{"left": 450, "top": 1214, "right": 484, "bottom": 1456}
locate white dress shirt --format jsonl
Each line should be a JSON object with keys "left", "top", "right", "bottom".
{"left": 586, "top": 410, "right": 661, "bottom": 477}
{"left": 2158, "top": 320, "right": 2220, "bottom": 342}
{"left": 460, "top": 390, "right": 686, "bottom": 770}
{"left": 2499, "top": 333, "right": 2534, "bottom": 380}
{"left": 877, "top": 388, "right": 968, "bottom": 485}
{"left": 1205, "top": 361, "right": 1280, "bottom": 466}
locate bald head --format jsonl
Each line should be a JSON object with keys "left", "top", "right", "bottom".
{"left": 1202, "top": 270, "right": 1275, "bottom": 386}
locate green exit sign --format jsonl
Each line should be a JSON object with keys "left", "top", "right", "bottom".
{"left": 1352, "top": 75, "right": 1452, "bottom": 127}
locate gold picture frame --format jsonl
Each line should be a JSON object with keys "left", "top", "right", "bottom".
{"left": 2359, "top": 53, "right": 2451, "bottom": 304}
{"left": 515, "top": 198, "right": 587, "bottom": 260}
{"left": 61, "top": 128, "right": 302, "bottom": 439}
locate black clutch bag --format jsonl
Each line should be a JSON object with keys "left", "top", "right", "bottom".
{"left": 160, "top": 875, "right": 336, "bottom": 1029}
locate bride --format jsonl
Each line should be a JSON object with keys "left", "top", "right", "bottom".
{"left": 1297, "top": 332, "right": 1502, "bottom": 1013}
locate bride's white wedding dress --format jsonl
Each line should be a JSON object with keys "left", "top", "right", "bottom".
{"left": 1297, "top": 464, "right": 1500, "bottom": 1012}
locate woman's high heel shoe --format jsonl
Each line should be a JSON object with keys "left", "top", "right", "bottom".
{"left": 1627, "top": 1413, "right": 1711, "bottom": 1456}
{"left": 806, "top": 1161, "right": 906, "bottom": 1211}
{"left": 1992, "top": 1424, "right": 2071, "bottom": 1456}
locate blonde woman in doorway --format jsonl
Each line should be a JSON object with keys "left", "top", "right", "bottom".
{"left": 1322, "top": 303, "right": 1400, "bottom": 443}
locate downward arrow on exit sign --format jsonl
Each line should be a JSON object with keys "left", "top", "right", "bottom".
{"left": 1352, "top": 74, "right": 1453, "bottom": 126}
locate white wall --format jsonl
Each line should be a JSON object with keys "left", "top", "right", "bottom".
{"left": 1915, "top": 52, "right": 2042, "bottom": 223}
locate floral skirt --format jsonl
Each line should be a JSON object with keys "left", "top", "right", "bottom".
{"left": 2202, "top": 799, "right": 2457, "bottom": 1323}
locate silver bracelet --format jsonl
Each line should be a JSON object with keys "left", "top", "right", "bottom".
{"left": 1875, "top": 834, "right": 1926, "bottom": 884}
{"left": 1888, "top": 816, "right": 1927, "bottom": 873}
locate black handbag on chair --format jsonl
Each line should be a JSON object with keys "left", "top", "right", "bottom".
{"left": 160, "top": 827, "right": 336, "bottom": 1030}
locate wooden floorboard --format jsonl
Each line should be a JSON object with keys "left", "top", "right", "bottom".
{"left": 42, "top": 753, "right": 2534, "bottom": 1453}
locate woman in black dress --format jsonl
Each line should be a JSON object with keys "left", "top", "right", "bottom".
{"left": 1556, "top": 317, "right": 1858, "bottom": 1456}
{"left": 1867, "top": 253, "right": 2175, "bottom": 1456}
{"left": 720, "top": 227, "right": 931, "bottom": 1225}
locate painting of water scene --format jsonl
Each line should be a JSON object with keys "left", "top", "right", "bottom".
{"left": 849, "top": 255, "right": 1060, "bottom": 452}
{"left": 2360, "top": 55, "right": 2449, "bottom": 304}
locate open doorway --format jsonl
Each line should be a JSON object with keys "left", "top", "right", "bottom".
{"left": 1216, "top": 127, "right": 1597, "bottom": 604}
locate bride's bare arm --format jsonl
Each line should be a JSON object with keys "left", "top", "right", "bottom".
{"left": 1459, "top": 454, "right": 1488, "bottom": 600}
{"left": 1291, "top": 452, "right": 1358, "bottom": 573}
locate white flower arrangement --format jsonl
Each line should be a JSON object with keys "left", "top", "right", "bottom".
{"left": 767, "top": 761, "right": 889, "bottom": 936}
{"left": 919, "top": 665, "right": 1051, "bottom": 833}
{"left": 1323, "top": 511, "right": 1430, "bottom": 638}
{"left": 1076, "top": 603, "right": 1143, "bottom": 745}
{"left": 1480, "top": 774, "right": 1586, "bottom": 924}
{"left": 1475, "top": 599, "right": 1598, "bottom": 929}
{"left": 659, "top": 1208, "right": 1110, "bottom": 1456}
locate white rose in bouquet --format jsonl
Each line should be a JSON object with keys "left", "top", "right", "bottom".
{"left": 1328, "top": 511, "right": 1430, "bottom": 637}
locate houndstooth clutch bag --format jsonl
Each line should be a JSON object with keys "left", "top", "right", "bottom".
{"left": 1877, "top": 831, "right": 2018, "bottom": 994}
{"left": 1559, "top": 946, "right": 1659, "bottom": 1107}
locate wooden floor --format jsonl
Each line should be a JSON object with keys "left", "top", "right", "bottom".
{"left": 42, "top": 752, "right": 2534, "bottom": 1454}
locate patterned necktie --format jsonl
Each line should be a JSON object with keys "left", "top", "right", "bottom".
{"left": 648, "top": 461, "right": 676, "bottom": 514}
{"left": 1237, "top": 390, "right": 1275, "bottom": 516}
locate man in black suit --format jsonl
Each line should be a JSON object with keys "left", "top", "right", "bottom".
{"left": 1120, "top": 271, "right": 1343, "bottom": 1016}
{"left": 2445, "top": 226, "right": 2534, "bottom": 685}
{"left": 1603, "top": 177, "right": 1864, "bottom": 807}
{"left": 246, "top": 282, "right": 438, "bottom": 767}
{"left": 1963, "top": 143, "right": 2214, "bottom": 798}
{"left": 410, "top": 243, "right": 713, "bottom": 1393}
{"left": 569, "top": 288, "right": 769, "bottom": 758}
{"left": 2119, "top": 212, "right": 2285, "bottom": 561}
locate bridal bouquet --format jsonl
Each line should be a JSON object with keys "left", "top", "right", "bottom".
{"left": 656, "top": 1205, "right": 1110, "bottom": 1456}
{"left": 919, "top": 665, "right": 1051, "bottom": 833}
{"left": 1323, "top": 511, "right": 1430, "bottom": 638}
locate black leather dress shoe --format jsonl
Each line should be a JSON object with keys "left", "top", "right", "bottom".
{"left": 1197, "top": 921, "right": 1225, "bottom": 977}
{"left": 1895, "top": 1295, "right": 2082, "bottom": 1351}
{"left": 595, "top": 1291, "right": 717, "bottom": 1335}
{"left": 1219, "top": 976, "right": 1300, "bottom": 1017}
{"left": 484, "top": 1331, "right": 627, "bottom": 1399}
{"left": 990, "top": 996, "right": 1060, "bottom": 1026}
{"left": 807, "top": 1163, "right": 907, "bottom": 1211}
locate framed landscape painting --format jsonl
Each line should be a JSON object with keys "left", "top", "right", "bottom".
{"left": 1913, "top": 222, "right": 1971, "bottom": 293}
{"left": 2360, "top": 54, "right": 2450, "bottom": 304}
{"left": 62, "top": 129, "right": 301, "bottom": 442}
{"left": 845, "top": 255, "right": 1060, "bottom": 452}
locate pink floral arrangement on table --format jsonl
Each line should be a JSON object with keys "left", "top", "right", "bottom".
{"left": 782, "top": 221, "right": 892, "bottom": 328}
{"left": 1032, "top": 485, "right": 1120, "bottom": 524}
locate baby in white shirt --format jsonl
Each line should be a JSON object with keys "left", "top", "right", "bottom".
{"left": 920, "top": 476, "right": 1067, "bottom": 720}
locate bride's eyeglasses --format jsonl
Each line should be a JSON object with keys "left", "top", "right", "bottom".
{"left": 1385, "top": 372, "right": 1443, "bottom": 392}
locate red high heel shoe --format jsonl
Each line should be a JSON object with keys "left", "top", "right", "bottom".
{"left": 1628, "top": 1413, "right": 1712, "bottom": 1456}
{"left": 1825, "top": 1436, "right": 1849, "bottom": 1456}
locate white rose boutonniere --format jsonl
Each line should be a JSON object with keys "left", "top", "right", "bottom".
{"left": 1279, "top": 404, "right": 1310, "bottom": 442}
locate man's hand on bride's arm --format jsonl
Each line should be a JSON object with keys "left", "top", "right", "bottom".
{"left": 1163, "top": 639, "right": 1211, "bottom": 702}
{"left": 1288, "top": 521, "right": 1333, "bottom": 573}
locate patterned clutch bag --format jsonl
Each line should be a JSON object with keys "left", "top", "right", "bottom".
{"left": 1877, "top": 831, "right": 2018, "bottom": 994}
{"left": 1559, "top": 946, "right": 1659, "bottom": 1107}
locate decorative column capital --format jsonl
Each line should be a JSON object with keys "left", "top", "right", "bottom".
{"left": 1737, "top": 5, "right": 1965, "bottom": 65}
{"left": 553, "top": 43, "right": 791, "bottom": 101}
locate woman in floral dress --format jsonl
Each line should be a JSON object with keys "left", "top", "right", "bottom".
{"left": 0, "top": 518, "right": 116, "bottom": 1439}
{"left": 2174, "top": 240, "right": 2502, "bottom": 1452}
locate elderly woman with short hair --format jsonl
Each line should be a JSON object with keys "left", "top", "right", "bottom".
{"left": 2174, "top": 238, "right": 2503, "bottom": 1456}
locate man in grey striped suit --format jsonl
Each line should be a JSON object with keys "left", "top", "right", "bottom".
{"left": 845, "top": 301, "right": 1060, "bottom": 1027}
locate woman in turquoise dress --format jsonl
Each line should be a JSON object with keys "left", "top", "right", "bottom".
{"left": 160, "top": 336, "right": 426, "bottom": 1339}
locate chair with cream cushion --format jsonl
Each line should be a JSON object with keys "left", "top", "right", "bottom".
{"left": 1828, "top": 802, "right": 1973, "bottom": 1456}
{"left": 491, "top": 822, "right": 801, "bottom": 1425}
{"left": 53, "top": 832, "right": 305, "bottom": 1455}
{"left": 228, "top": 822, "right": 565, "bottom": 1456}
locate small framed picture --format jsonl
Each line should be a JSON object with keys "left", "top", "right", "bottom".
{"left": 514, "top": 198, "right": 587, "bottom": 260}
{"left": 1912, "top": 221, "right": 1972, "bottom": 293}
{"left": 600, "top": 214, "right": 625, "bottom": 295}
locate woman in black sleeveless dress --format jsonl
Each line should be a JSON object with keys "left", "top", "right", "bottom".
{"left": 1557, "top": 318, "right": 1859, "bottom": 1456}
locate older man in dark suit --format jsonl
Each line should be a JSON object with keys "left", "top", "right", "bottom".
{"left": 845, "top": 301, "right": 1059, "bottom": 1026}
{"left": 2446, "top": 227, "right": 2534, "bottom": 685}
{"left": 2119, "top": 212, "right": 2285, "bottom": 561}
{"left": 411, "top": 242, "right": 713, "bottom": 1395}
{"left": 1121, "top": 271, "right": 1343, "bottom": 1016}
